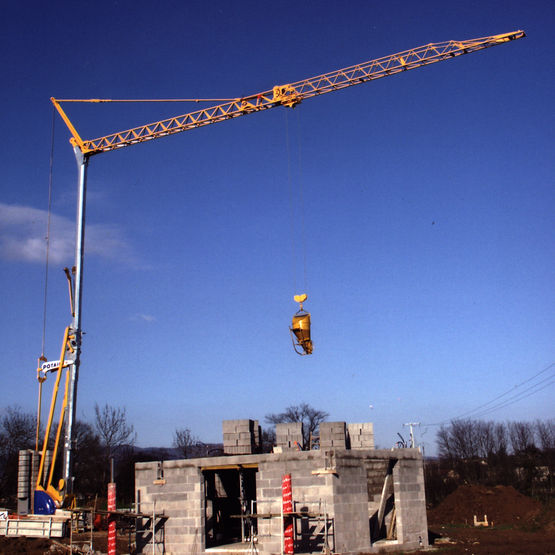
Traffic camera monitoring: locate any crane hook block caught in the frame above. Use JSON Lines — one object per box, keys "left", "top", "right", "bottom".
{"left": 290, "top": 294, "right": 313, "bottom": 356}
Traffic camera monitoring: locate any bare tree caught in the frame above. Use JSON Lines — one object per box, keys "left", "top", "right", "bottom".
{"left": 475, "top": 421, "right": 498, "bottom": 458}
{"left": 0, "top": 406, "right": 36, "bottom": 454}
{"left": 261, "top": 427, "right": 276, "bottom": 453}
{"left": 436, "top": 425, "right": 452, "bottom": 459}
{"left": 437, "top": 419, "right": 504, "bottom": 460}
{"left": 434, "top": 418, "right": 553, "bottom": 502}
{"left": 508, "top": 421, "right": 536, "bottom": 454}
{"left": 493, "top": 422, "right": 509, "bottom": 455}
{"left": 265, "top": 403, "right": 328, "bottom": 449}
{"left": 94, "top": 403, "right": 136, "bottom": 461}
{"left": 438, "top": 419, "right": 479, "bottom": 459}
{"left": 173, "top": 428, "right": 200, "bottom": 459}
{"left": 0, "top": 406, "right": 37, "bottom": 496}
{"left": 71, "top": 420, "right": 103, "bottom": 496}
{"left": 535, "top": 419, "right": 554, "bottom": 451}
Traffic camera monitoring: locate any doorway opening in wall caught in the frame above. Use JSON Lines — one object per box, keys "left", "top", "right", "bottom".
{"left": 203, "top": 464, "right": 258, "bottom": 549}
{"left": 368, "top": 458, "right": 398, "bottom": 544}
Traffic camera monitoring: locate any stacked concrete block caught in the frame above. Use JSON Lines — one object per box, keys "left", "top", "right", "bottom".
{"left": 17, "top": 450, "right": 32, "bottom": 515}
{"left": 393, "top": 451, "right": 429, "bottom": 550}
{"left": 275, "top": 422, "right": 304, "bottom": 450}
{"left": 17, "top": 449, "right": 48, "bottom": 515}
{"left": 222, "top": 419, "right": 261, "bottom": 455}
{"left": 347, "top": 422, "right": 375, "bottom": 449}
{"left": 319, "top": 421, "right": 347, "bottom": 449}
{"left": 253, "top": 421, "right": 261, "bottom": 451}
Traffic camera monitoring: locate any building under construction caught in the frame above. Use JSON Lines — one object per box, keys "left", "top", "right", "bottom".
{"left": 134, "top": 420, "right": 428, "bottom": 554}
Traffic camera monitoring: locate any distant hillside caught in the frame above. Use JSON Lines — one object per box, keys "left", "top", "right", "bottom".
{"left": 132, "top": 443, "right": 224, "bottom": 461}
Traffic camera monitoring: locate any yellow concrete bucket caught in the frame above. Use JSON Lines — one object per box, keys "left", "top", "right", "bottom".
{"left": 290, "top": 294, "right": 313, "bottom": 355}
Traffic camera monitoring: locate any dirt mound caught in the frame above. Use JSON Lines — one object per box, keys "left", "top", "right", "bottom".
{"left": 0, "top": 531, "right": 131, "bottom": 554}
{"left": 428, "top": 484, "right": 543, "bottom": 527}
{"left": 0, "top": 536, "right": 55, "bottom": 554}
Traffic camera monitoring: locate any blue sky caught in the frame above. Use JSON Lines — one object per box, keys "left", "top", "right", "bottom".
{"left": 1, "top": 1, "right": 553, "bottom": 455}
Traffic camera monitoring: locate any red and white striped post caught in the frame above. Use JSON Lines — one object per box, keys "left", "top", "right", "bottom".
{"left": 282, "top": 474, "right": 294, "bottom": 554}
{"left": 107, "top": 481, "right": 116, "bottom": 555}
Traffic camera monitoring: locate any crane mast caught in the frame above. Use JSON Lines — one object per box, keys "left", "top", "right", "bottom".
{"left": 45, "top": 30, "right": 524, "bottom": 508}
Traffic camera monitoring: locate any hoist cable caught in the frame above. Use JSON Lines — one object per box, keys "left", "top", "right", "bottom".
{"left": 41, "top": 107, "right": 56, "bottom": 356}
{"left": 294, "top": 109, "right": 308, "bottom": 293}
{"left": 284, "top": 109, "right": 310, "bottom": 296}
{"left": 284, "top": 110, "right": 298, "bottom": 294}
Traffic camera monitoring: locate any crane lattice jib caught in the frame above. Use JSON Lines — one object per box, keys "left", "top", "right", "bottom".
{"left": 52, "top": 31, "right": 524, "bottom": 156}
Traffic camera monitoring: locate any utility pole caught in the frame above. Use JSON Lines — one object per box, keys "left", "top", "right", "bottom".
{"left": 403, "top": 422, "right": 420, "bottom": 449}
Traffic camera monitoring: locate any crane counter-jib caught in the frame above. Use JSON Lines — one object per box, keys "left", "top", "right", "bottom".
{"left": 51, "top": 30, "right": 524, "bottom": 157}
{"left": 42, "top": 29, "right": 525, "bottom": 513}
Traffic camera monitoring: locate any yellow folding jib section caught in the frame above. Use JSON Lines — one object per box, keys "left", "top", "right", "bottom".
{"left": 51, "top": 31, "right": 524, "bottom": 157}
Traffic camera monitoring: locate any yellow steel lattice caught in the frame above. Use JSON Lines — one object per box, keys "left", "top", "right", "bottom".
{"left": 52, "top": 31, "right": 524, "bottom": 157}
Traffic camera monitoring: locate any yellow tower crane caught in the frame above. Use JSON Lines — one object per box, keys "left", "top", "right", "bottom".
{"left": 38, "top": 30, "right": 524, "bottom": 513}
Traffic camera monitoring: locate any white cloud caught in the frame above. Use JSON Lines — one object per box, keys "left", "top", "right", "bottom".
{"left": 131, "top": 313, "right": 157, "bottom": 323}
{"left": 0, "top": 203, "right": 136, "bottom": 265}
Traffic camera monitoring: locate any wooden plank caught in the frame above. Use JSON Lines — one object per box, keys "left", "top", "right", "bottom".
{"left": 376, "top": 471, "right": 392, "bottom": 530}
{"left": 386, "top": 506, "right": 397, "bottom": 539}
{"left": 71, "top": 507, "right": 159, "bottom": 519}
{"left": 230, "top": 511, "right": 326, "bottom": 519}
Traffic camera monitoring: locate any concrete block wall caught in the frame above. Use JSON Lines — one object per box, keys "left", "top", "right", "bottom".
{"left": 135, "top": 460, "right": 205, "bottom": 553}
{"left": 222, "top": 419, "right": 261, "bottom": 455}
{"left": 330, "top": 452, "right": 372, "bottom": 553}
{"left": 393, "top": 450, "right": 429, "bottom": 550}
{"left": 134, "top": 447, "right": 428, "bottom": 554}
{"left": 275, "top": 422, "right": 304, "bottom": 450}
{"left": 257, "top": 451, "right": 334, "bottom": 554}
{"left": 363, "top": 459, "right": 390, "bottom": 501}
{"left": 346, "top": 422, "right": 375, "bottom": 449}
{"left": 319, "top": 422, "right": 347, "bottom": 449}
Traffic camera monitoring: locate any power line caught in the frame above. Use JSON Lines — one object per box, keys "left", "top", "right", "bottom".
{"left": 469, "top": 376, "right": 555, "bottom": 420}
{"left": 423, "top": 362, "right": 554, "bottom": 427}
{"left": 448, "top": 362, "right": 554, "bottom": 421}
